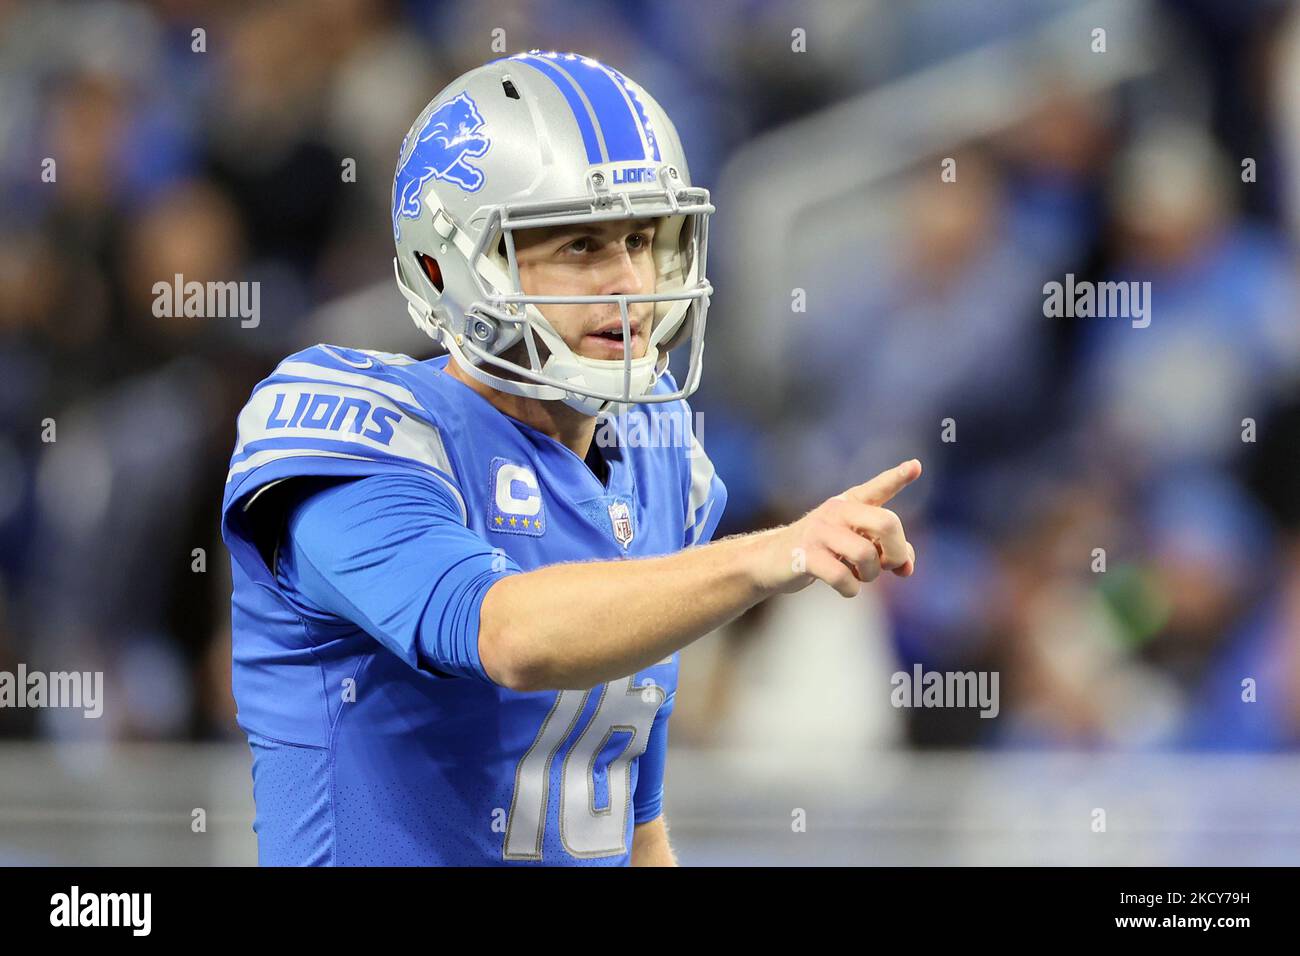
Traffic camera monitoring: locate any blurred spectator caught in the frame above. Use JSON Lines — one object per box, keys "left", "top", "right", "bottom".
{"left": 1073, "top": 121, "right": 1300, "bottom": 486}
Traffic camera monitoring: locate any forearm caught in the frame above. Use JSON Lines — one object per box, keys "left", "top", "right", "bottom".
{"left": 630, "top": 816, "right": 677, "bottom": 866}
{"left": 478, "top": 529, "right": 778, "bottom": 690}
{"left": 478, "top": 459, "right": 923, "bottom": 692}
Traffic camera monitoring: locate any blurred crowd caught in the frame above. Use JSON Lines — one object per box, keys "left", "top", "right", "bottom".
{"left": 2, "top": 0, "right": 1299, "bottom": 754}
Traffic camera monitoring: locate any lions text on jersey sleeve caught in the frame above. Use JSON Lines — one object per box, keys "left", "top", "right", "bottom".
{"left": 220, "top": 344, "right": 726, "bottom": 865}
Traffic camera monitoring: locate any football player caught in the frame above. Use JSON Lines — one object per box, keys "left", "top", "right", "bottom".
{"left": 221, "top": 51, "right": 920, "bottom": 866}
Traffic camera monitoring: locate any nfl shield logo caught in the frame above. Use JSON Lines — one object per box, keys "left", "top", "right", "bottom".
{"left": 608, "top": 501, "right": 634, "bottom": 549}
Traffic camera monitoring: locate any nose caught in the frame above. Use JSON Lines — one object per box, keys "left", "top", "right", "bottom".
{"left": 596, "top": 244, "right": 646, "bottom": 299}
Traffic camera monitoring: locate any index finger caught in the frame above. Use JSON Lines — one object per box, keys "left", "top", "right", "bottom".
{"left": 843, "top": 459, "right": 922, "bottom": 506}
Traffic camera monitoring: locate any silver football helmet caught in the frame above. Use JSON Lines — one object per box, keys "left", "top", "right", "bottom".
{"left": 391, "top": 51, "right": 714, "bottom": 415}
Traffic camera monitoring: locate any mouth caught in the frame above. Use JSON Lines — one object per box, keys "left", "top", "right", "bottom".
{"left": 581, "top": 321, "right": 644, "bottom": 358}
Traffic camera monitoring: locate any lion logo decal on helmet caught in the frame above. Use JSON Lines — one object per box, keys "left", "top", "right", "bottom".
{"left": 392, "top": 92, "right": 490, "bottom": 241}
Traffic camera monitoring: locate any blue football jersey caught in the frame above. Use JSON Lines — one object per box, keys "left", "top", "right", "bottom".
{"left": 220, "top": 344, "right": 727, "bottom": 865}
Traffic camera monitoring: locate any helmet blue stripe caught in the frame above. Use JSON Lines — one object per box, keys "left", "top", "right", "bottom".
{"left": 607, "top": 68, "right": 661, "bottom": 162}
{"left": 553, "top": 56, "right": 650, "bottom": 163}
{"left": 505, "top": 54, "right": 603, "bottom": 164}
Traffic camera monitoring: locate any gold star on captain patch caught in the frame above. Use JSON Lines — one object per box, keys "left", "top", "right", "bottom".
{"left": 494, "top": 516, "right": 503, "bottom": 526}
{"left": 534, "top": 520, "right": 542, "bottom": 531}
{"left": 521, "top": 518, "right": 531, "bottom": 528}
{"left": 509, "top": 516, "right": 518, "bottom": 527}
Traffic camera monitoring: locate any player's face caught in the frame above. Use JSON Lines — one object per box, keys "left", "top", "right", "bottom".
{"left": 510, "top": 217, "right": 658, "bottom": 361}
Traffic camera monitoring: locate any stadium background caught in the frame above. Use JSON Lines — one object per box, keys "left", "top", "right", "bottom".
{"left": 2, "top": 0, "right": 1300, "bottom": 864}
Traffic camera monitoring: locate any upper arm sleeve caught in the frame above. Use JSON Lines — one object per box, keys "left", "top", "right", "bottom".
{"left": 277, "top": 470, "right": 522, "bottom": 683}
{"left": 633, "top": 692, "right": 674, "bottom": 824}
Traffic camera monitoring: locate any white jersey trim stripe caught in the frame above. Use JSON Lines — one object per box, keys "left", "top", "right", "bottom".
{"left": 684, "top": 431, "right": 716, "bottom": 533}
{"left": 276, "top": 360, "right": 424, "bottom": 409}
{"left": 227, "top": 448, "right": 468, "bottom": 524}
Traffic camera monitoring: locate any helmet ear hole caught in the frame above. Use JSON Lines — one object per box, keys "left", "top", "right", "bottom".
{"left": 416, "top": 252, "right": 444, "bottom": 293}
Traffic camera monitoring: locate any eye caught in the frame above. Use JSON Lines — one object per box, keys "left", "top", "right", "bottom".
{"left": 626, "top": 231, "right": 653, "bottom": 252}
{"left": 562, "top": 235, "right": 593, "bottom": 255}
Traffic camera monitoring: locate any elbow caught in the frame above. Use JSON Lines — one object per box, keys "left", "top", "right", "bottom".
{"left": 477, "top": 578, "right": 544, "bottom": 692}
{"left": 478, "top": 620, "right": 550, "bottom": 693}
